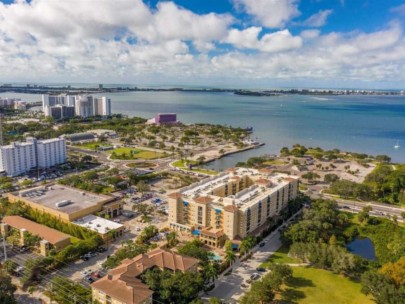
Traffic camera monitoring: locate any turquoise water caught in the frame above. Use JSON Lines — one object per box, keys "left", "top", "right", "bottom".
{"left": 347, "top": 237, "right": 377, "bottom": 261}
{"left": 2, "top": 91, "right": 405, "bottom": 166}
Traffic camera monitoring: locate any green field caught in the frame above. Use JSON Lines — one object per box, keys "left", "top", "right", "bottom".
{"left": 126, "top": 162, "right": 156, "bottom": 168}
{"left": 74, "top": 142, "right": 111, "bottom": 150}
{"left": 280, "top": 267, "right": 373, "bottom": 304}
{"left": 172, "top": 160, "right": 218, "bottom": 175}
{"left": 109, "top": 147, "right": 165, "bottom": 160}
{"left": 261, "top": 245, "right": 300, "bottom": 267}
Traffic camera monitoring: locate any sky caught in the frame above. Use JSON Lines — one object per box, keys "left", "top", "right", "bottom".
{"left": 0, "top": 0, "right": 405, "bottom": 89}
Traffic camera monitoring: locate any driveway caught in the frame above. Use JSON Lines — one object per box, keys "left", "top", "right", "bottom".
{"left": 208, "top": 210, "right": 301, "bottom": 301}
{"left": 208, "top": 230, "right": 282, "bottom": 301}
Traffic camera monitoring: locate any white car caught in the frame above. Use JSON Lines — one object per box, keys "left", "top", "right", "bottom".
{"left": 81, "top": 269, "right": 92, "bottom": 277}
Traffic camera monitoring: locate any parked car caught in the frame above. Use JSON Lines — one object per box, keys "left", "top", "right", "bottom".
{"left": 250, "top": 273, "right": 260, "bottom": 280}
{"left": 259, "top": 242, "right": 266, "bottom": 247}
{"left": 97, "top": 247, "right": 107, "bottom": 253}
{"left": 256, "top": 267, "right": 266, "bottom": 272}
{"left": 81, "top": 269, "right": 92, "bottom": 277}
{"left": 85, "top": 276, "right": 94, "bottom": 283}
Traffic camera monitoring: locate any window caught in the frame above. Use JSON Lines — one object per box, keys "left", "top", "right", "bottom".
{"left": 198, "top": 206, "right": 203, "bottom": 225}
{"left": 266, "top": 196, "right": 270, "bottom": 217}
{"left": 246, "top": 208, "right": 251, "bottom": 232}
{"left": 258, "top": 202, "right": 262, "bottom": 224}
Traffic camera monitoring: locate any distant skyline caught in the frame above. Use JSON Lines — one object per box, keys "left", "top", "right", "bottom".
{"left": 0, "top": 0, "right": 405, "bottom": 89}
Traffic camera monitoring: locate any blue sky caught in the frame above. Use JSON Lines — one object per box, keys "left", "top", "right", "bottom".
{"left": 0, "top": 0, "right": 405, "bottom": 89}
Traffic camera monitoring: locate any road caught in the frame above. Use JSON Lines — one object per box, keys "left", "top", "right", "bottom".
{"left": 318, "top": 194, "right": 404, "bottom": 221}
{"left": 207, "top": 212, "right": 301, "bottom": 302}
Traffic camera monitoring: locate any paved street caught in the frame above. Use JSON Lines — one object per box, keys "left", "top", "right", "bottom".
{"left": 208, "top": 230, "right": 283, "bottom": 301}
{"left": 319, "top": 194, "right": 405, "bottom": 221}
{"left": 207, "top": 211, "right": 301, "bottom": 302}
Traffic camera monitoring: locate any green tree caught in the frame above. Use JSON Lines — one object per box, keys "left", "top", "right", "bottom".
{"left": 324, "top": 173, "right": 340, "bottom": 184}
{"left": 240, "top": 236, "right": 256, "bottom": 256}
{"left": 166, "top": 231, "right": 178, "bottom": 248}
{"left": 361, "top": 271, "right": 405, "bottom": 304}
{"left": 3, "top": 260, "right": 17, "bottom": 274}
{"left": 301, "top": 172, "right": 320, "bottom": 184}
{"left": 136, "top": 180, "right": 150, "bottom": 195}
{"left": 48, "top": 276, "right": 92, "bottom": 304}
{"left": 0, "top": 270, "right": 17, "bottom": 304}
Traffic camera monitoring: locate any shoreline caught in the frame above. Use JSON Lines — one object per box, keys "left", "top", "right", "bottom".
{"left": 203, "top": 142, "right": 265, "bottom": 165}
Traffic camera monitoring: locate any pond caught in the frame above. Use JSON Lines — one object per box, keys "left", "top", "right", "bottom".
{"left": 346, "top": 237, "right": 377, "bottom": 261}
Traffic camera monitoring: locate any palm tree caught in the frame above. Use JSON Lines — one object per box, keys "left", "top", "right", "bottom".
{"left": 240, "top": 236, "right": 256, "bottom": 256}
{"left": 225, "top": 249, "right": 236, "bottom": 267}
{"left": 203, "top": 261, "right": 219, "bottom": 285}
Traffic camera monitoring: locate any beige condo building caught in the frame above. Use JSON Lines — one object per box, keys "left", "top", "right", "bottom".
{"left": 168, "top": 168, "right": 299, "bottom": 247}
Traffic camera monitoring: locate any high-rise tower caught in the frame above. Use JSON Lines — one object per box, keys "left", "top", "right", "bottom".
{"left": 0, "top": 111, "right": 4, "bottom": 145}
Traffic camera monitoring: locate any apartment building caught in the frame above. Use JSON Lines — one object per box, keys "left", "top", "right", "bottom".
{"left": 168, "top": 168, "right": 299, "bottom": 247}
{"left": 91, "top": 248, "right": 199, "bottom": 304}
{"left": 42, "top": 94, "right": 111, "bottom": 119}
{"left": 0, "top": 98, "right": 27, "bottom": 110}
{"left": 0, "top": 137, "right": 66, "bottom": 176}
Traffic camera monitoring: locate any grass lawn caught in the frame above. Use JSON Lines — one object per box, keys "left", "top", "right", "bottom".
{"left": 263, "top": 159, "right": 288, "bottom": 166}
{"left": 280, "top": 267, "right": 373, "bottom": 304}
{"left": 74, "top": 142, "right": 111, "bottom": 150}
{"left": 126, "top": 162, "right": 156, "bottom": 168}
{"left": 172, "top": 159, "right": 218, "bottom": 175}
{"left": 261, "top": 245, "right": 300, "bottom": 267}
{"left": 109, "top": 147, "right": 164, "bottom": 160}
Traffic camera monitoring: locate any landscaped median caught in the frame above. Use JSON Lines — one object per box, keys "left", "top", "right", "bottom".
{"left": 109, "top": 147, "right": 165, "bottom": 160}
{"left": 171, "top": 159, "right": 218, "bottom": 175}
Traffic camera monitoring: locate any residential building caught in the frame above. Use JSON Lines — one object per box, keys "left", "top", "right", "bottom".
{"left": 0, "top": 137, "right": 66, "bottom": 176}
{"left": 36, "top": 137, "right": 67, "bottom": 169}
{"left": 168, "top": 167, "right": 299, "bottom": 247}
{"left": 47, "top": 104, "right": 75, "bottom": 120}
{"left": 91, "top": 248, "right": 199, "bottom": 304}
{"left": 42, "top": 94, "right": 112, "bottom": 118}
{"left": 1, "top": 215, "right": 71, "bottom": 256}
{"left": 0, "top": 98, "right": 27, "bottom": 110}
{"left": 7, "top": 184, "right": 123, "bottom": 222}
{"left": 0, "top": 139, "right": 37, "bottom": 176}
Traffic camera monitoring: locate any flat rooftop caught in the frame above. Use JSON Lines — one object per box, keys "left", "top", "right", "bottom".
{"left": 15, "top": 184, "right": 112, "bottom": 215}
{"left": 180, "top": 168, "right": 298, "bottom": 211}
{"left": 73, "top": 215, "right": 123, "bottom": 235}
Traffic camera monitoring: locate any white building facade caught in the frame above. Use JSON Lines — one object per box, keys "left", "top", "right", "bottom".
{"left": 0, "top": 137, "right": 66, "bottom": 176}
{"left": 42, "top": 94, "right": 111, "bottom": 118}
{"left": 36, "top": 138, "right": 67, "bottom": 169}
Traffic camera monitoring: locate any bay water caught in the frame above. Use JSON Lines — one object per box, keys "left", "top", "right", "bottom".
{"left": 2, "top": 91, "right": 404, "bottom": 168}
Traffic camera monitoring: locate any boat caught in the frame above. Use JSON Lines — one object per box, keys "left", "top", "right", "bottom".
{"left": 394, "top": 140, "right": 400, "bottom": 149}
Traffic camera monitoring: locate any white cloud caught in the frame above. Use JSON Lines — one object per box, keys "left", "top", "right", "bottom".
{"left": 225, "top": 27, "right": 302, "bottom": 52}
{"left": 300, "top": 29, "right": 320, "bottom": 39}
{"left": 0, "top": 0, "right": 405, "bottom": 87}
{"left": 233, "top": 0, "right": 300, "bottom": 28}
{"left": 303, "top": 9, "right": 333, "bottom": 27}
{"left": 226, "top": 27, "right": 263, "bottom": 49}
{"left": 390, "top": 4, "right": 405, "bottom": 15}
